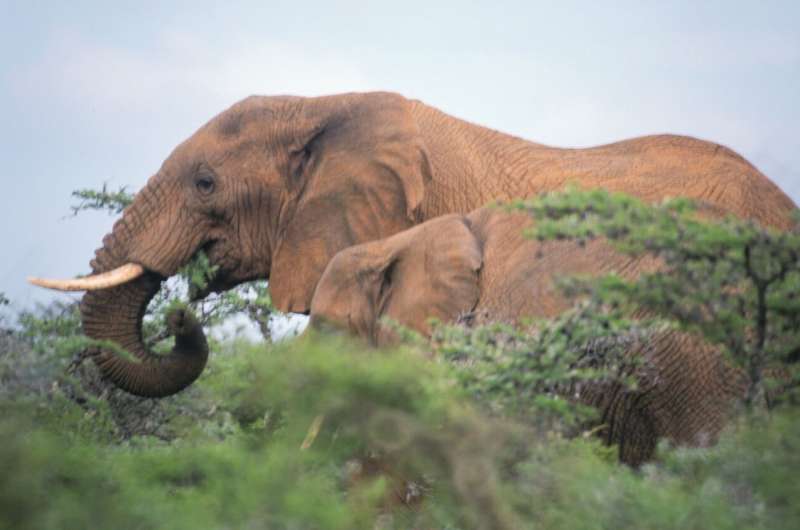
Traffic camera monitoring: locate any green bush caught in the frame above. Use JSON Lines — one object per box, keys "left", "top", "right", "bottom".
{"left": 430, "top": 302, "right": 644, "bottom": 435}
{"left": 2, "top": 335, "right": 800, "bottom": 530}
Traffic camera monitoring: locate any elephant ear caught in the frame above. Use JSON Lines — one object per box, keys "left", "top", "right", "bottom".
{"left": 270, "top": 92, "right": 433, "bottom": 314}
{"left": 374, "top": 214, "right": 483, "bottom": 345}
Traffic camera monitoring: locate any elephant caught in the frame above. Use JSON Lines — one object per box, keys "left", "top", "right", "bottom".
{"left": 30, "top": 91, "right": 797, "bottom": 398}
{"left": 309, "top": 209, "right": 745, "bottom": 465}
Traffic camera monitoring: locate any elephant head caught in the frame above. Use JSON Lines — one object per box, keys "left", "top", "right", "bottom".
{"left": 310, "top": 214, "right": 483, "bottom": 346}
{"left": 32, "top": 92, "right": 432, "bottom": 397}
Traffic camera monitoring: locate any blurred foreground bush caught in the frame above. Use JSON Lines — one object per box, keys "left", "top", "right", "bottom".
{"left": 2, "top": 334, "right": 800, "bottom": 530}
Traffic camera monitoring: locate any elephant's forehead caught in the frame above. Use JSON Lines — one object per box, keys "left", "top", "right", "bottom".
{"left": 207, "top": 96, "right": 309, "bottom": 148}
{"left": 160, "top": 101, "right": 303, "bottom": 171}
{"left": 313, "top": 260, "right": 360, "bottom": 312}
{"left": 158, "top": 134, "right": 271, "bottom": 179}
{"left": 327, "top": 249, "right": 370, "bottom": 278}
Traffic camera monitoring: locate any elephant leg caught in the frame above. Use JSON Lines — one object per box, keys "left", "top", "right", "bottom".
{"left": 583, "top": 382, "right": 659, "bottom": 466}
{"left": 580, "top": 330, "right": 746, "bottom": 465}
{"left": 639, "top": 331, "right": 746, "bottom": 449}
{"left": 610, "top": 392, "right": 659, "bottom": 466}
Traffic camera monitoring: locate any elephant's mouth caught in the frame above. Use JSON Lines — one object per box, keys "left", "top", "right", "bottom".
{"left": 188, "top": 240, "right": 256, "bottom": 300}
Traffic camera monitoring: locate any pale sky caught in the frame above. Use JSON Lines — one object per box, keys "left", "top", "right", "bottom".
{"left": 2, "top": 1, "right": 799, "bottom": 315}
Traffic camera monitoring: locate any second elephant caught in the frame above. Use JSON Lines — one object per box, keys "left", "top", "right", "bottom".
{"left": 310, "top": 209, "right": 743, "bottom": 465}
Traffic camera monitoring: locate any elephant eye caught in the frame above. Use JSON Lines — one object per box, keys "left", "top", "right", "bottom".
{"left": 377, "top": 260, "right": 397, "bottom": 306}
{"left": 195, "top": 175, "right": 215, "bottom": 195}
{"left": 289, "top": 145, "right": 312, "bottom": 185}
{"left": 288, "top": 126, "right": 325, "bottom": 187}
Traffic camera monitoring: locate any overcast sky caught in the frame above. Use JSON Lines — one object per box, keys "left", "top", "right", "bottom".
{"left": 2, "top": 1, "right": 798, "bottom": 315}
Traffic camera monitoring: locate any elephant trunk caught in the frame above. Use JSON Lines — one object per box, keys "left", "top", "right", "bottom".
{"left": 80, "top": 190, "right": 209, "bottom": 398}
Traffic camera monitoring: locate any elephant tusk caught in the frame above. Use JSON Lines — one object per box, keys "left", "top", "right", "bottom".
{"left": 28, "top": 263, "right": 146, "bottom": 291}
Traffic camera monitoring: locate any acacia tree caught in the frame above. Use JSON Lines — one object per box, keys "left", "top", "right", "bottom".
{"left": 508, "top": 188, "right": 800, "bottom": 411}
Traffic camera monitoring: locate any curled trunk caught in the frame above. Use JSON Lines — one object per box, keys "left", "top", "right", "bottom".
{"left": 82, "top": 278, "right": 208, "bottom": 398}
{"left": 80, "top": 201, "right": 209, "bottom": 398}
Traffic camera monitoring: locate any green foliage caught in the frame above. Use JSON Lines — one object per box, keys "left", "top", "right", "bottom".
{"left": 2, "top": 335, "right": 800, "bottom": 530}
{"left": 17, "top": 299, "right": 83, "bottom": 355}
{"left": 657, "top": 411, "right": 800, "bottom": 530}
{"left": 181, "top": 249, "right": 221, "bottom": 299}
{"left": 199, "top": 280, "right": 277, "bottom": 342}
{"left": 0, "top": 405, "right": 372, "bottom": 530}
{"left": 0, "top": 336, "right": 523, "bottom": 529}
{"left": 70, "top": 183, "right": 134, "bottom": 216}
{"left": 139, "top": 253, "right": 279, "bottom": 348}
{"left": 0, "top": 298, "right": 239, "bottom": 444}
{"left": 509, "top": 187, "right": 800, "bottom": 410}
{"left": 430, "top": 302, "right": 643, "bottom": 433}
{"left": 1, "top": 301, "right": 85, "bottom": 403}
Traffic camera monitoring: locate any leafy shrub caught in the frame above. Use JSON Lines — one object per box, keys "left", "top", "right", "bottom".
{"left": 2, "top": 335, "right": 800, "bottom": 530}
{"left": 0, "top": 300, "right": 241, "bottom": 444}
{"left": 431, "top": 302, "right": 645, "bottom": 435}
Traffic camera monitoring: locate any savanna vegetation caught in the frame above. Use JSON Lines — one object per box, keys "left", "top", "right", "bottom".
{"left": 1, "top": 187, "right": 798, "bottom": 529}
